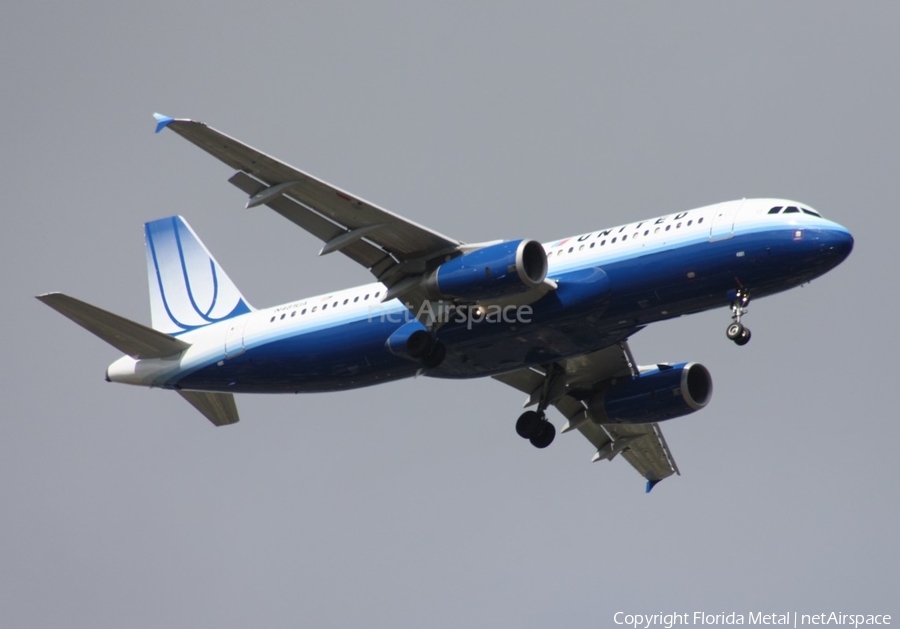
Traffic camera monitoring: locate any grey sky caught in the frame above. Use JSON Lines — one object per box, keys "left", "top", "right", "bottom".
{"left": 2, "top": 2, "right": 897, "bottom": 627}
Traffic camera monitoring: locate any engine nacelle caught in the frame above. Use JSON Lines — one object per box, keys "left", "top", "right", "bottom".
{"left": 386, "top": 320, "right": 431, "bottom": 359}
{"left": 385, "top": 320, "right": 445, "bottom": 368}
{"left": 590, "top": 362, "right": 713, "bottom": 425}
{"left": 424, "top": 239, "right": 548, "bottom": 301}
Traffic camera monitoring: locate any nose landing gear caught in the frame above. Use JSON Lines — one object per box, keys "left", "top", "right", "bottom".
{"left": 726, "top": 288, "right": 752, "bottom": 346}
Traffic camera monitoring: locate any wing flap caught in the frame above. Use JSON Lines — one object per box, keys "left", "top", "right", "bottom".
{"left": 579, "top": 422, "right": 678, "bottom": 482}
{"left": 228, "top": 170, "right": 392, "bottom": 272}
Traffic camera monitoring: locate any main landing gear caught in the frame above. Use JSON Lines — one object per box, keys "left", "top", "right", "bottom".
{"left": 513, "top": 364, "right": 563, "bottom": 449}
{"left": 516, "top": 410, "right": 556, "bottom": 448}
{"left": 726, "top": 287, "right": 752, "bottom": 346}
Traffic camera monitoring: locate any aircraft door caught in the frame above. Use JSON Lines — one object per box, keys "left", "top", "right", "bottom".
{"left": 224, "top": 318, "right": 247, "bottom": 358}
{"left": 708, "top": 200, "right": 744, "bottom": 241}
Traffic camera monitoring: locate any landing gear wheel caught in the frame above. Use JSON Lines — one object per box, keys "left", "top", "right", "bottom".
{"left": 726, "top": 322, "right": 751, "bottom": 345}
{"left": 726, "top": 287, "right": 752, "bottom": 346}
{"left": 726, "top": 322, "right": 744, "bottom": 341}
{"left": 529, "top": 421, "right": 556, "bottom": 449}
{"left": 515, "top": 411, "right": 542, "bottom": 439}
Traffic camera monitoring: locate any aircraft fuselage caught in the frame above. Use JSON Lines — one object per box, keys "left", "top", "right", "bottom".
{"left": 107, "top": 198, "right": 853, "bottom": 394}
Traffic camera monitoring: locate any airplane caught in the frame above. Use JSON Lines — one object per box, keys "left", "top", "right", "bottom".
{"left": 36, "top": 113, "right": 854, "bottom": 492}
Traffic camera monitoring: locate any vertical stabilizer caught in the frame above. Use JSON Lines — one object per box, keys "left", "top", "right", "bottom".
{"left": 145, "top": 216, "right": 252, "bottom": 335}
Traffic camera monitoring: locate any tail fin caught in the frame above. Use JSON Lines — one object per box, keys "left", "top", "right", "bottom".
{"left": 145, "top": 216, "right": 253, "bottom": 335}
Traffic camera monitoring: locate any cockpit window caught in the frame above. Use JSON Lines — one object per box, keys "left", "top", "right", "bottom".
{"left": 769, "top": 204, "right": 822, "bottom": 217}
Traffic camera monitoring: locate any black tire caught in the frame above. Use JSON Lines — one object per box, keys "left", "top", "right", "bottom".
{"left": 529, "top": 421, "right": 556, "bottom": 449}
{"left": 515, "top": 411, "right": 542, "bottom": 439}
{"left": 726, "top": 322, "right": 744, "bottom": 340}
{"left": 735, "top": 327, "right": 751, "bottom": 346}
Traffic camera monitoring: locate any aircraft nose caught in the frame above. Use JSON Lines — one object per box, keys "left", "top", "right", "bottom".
{"left": 815, "top": 225, "right": 854, "bottom": 269}
{"left": 824, "top": 227, "right": 854, "bottom": 259}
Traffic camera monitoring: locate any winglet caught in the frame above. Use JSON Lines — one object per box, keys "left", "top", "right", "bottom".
{"left": 153, "top": 112, "right": 175, "bottom": 134}
{"left": 645, "top": 478, "right": 662, "bottom": 493}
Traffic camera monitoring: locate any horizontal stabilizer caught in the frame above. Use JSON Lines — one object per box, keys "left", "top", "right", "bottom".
{"left": 177, "top": 390, "right": 240, "bottom": 426}
{"left": 36, "top": 292, "right": 189, "bottom": 359}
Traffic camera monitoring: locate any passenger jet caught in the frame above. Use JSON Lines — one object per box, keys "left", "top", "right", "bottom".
{"left": 37, "top": 114, "right": 854, "bottom": 491}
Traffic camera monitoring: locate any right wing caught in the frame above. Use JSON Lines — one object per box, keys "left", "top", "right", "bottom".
{"left": 153, "top": 114, "right": 463, "bottom": 305}
{"left": 493, "top": 340, "right": 680, "bottom": 492}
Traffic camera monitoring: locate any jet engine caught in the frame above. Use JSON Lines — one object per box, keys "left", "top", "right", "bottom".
{"left": 423, "top": 239, "right": 548, "bottom": 300}
{"left": 590, "top": 362, "right": 712, "bottom": 424}
{"left": 385, "top": 320, "right": 445, "bottom": 368}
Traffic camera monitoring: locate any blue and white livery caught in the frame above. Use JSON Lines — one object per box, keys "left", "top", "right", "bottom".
{"left": 145, "top": 216, "right": 253, "bottom": 334}
{"left": 37, "top": 115, "right": 854, "bottom": 491}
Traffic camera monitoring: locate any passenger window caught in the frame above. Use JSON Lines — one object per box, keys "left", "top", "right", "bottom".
{"left": 644, "top": 230, "right": 649, "bottom": 236}
{"left": 312, "top": 306, "right": 317, "bottom": 312}
{"left": 768, "top": 207, "right": 782, "bottom": 214}
{"left": 568, "top": 247, "right": 574, "bottom": 253}
{"left": 611, "top": 237, "right": 617, "bottom": 243}
{"left": 665, "top": 225, "right": 671, "bottom": 231}
{"left": 270, "top": 316, "right": 275, "bottom": 323}
{"left": 590, "top": 242, "right": 595, "bottom": 248}
{"left": 301, "top": 308, "right": 307, "bottom": 315}
{"left": 698, "top": 217, "right": 704, "bottom": 224}
{"left": 280, "top": 313, "right": 286, "bottom": 320}
{"left": 601, "top": 240, "right": 606, "bottom": 246}
{"left": 322, "top": 304, "right": 327, "bottom": 310}
{"left": 676, "top": 222, "right": 682, "bottom": 228}
{"left": 374, "top": 292, "right": 380, "bottom": 298}
{"left": 291, "top": 311, "right": 296, "bottom": 317}
{"left": 579, "top": 244, "right": 585, "bottom": 251}
{"left": 687, "top": 220, "right": 693, "bottom": 226}
{"left": 783, "top": 206, "right": 800, "bottom": 214}
{"left": 364, "top": 294, "right": 369, "bottom": 300}
{"left": 343, "top": 299, "right": 349, "bottom": 305}
{"left": 622, "top": 235, "right": 627, "bottom": 241}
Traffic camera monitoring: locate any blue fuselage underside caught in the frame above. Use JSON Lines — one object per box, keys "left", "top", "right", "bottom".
{"left": 173, "top": 226, "right": 851, "bottom": 394}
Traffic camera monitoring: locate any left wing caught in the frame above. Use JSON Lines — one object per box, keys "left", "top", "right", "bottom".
{"left": 153, "top": 114, "right": 462, "bottom": 306}
{"left": 493, "top": 341, "right": 680, "bottom": 492}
